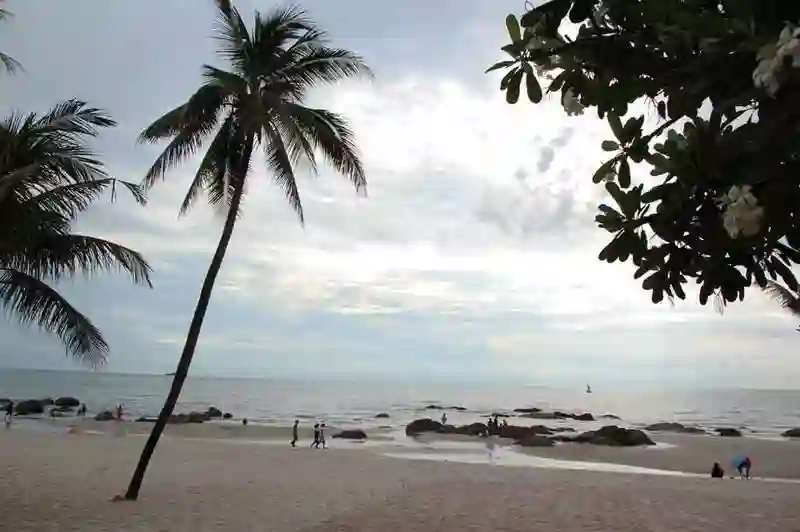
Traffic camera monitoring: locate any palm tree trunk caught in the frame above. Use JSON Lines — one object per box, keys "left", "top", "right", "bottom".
{"left": 123, "top": 183, "right": 245, "bottom": 501}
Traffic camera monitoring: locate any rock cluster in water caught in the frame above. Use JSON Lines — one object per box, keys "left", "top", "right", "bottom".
{"left": 405, "top": 419, "right": 655, "bottom": 447}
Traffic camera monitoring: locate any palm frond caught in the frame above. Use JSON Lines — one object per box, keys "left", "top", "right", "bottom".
{"left": 139, "top": 84, "right": 226, "bottom": 189}
{"left": 763, "top": 281, "right": 800, "bottom": 317}
{"left": 275, "top": 46, "right": 373, "bottom": 91}
{"left": 5, "top": 234, "right": 153, "bottom": 286}
{"left": 264, "top": 123, "right": 304, "bottom": 225}
{"left": 34, "top": 100, "right": 116, "bottom": 136}
{"left": 181, "top": 113, "right": 235, "bottom": 215}
{"left": 0, "top": 268, "right": 108, "bottom": 365}
{"left": 23, "top": 179, "right": 146, "bottom": 222}
{"left": 205, "top": 119, "right": 251, "bottom": 214}
{"left": 287, "top": 105, "right": 367, "bottom": 193}
{"left": 213, "top": 0, "right": 253, "bottom": 72}
{"left": 0, "top": 51, "right": 21, "bottom": 74}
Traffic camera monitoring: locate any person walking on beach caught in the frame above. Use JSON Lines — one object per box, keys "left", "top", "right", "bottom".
{"left": 4, "top": 400, "right": 13, "bottom": 427}
{"left": 291, "top": 419, "right": 299, "bottom": 448}
{"left": 311, "top": 423, "right": 320, "bottom": 448}
{"left": 77, "top": 403, "right": 87, "bottom": 418}
{"left": 115, "top": 403, "right": 124, "bottom": 421}
{"left": 441, "top": 412, "right": 447, "bottom": 425}
{"left": 319, "top": 423, "right": 327, "bottom": 449}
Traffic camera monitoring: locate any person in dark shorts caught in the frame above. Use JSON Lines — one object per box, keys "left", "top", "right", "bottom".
{"left": 291, "top": 419, "right": 299, "bottom": 447}
{"left": 311, "top": 423, "right": 320, "bottom": 448}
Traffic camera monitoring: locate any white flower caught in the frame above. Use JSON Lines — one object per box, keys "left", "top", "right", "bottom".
{"left": 716, "top": 185, "right": 764, "bottom": 238}
{"left": 753, "top": 23, "right": 800, "bottom": 96}
{"left": 561, "top": 88, "right": 585, "bottom": 116}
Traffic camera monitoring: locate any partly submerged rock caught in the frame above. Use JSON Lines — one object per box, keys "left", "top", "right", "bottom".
{"left": 574, "top": 425, "right": 655, "bottom": 447}
{"left": 448, "top": 406, "right": 467, "bottom": 411}
{"left": 54, "top": 397, "right": 80, "bottom": 408}
{"left": 206, "top": 406, "right": 223, "bottom": 419}
{"left": 222, "top": 412, "right": 233, "bottom": 420}
{"left": 14, "top": 400, "right": 44, "bottom": 416}
{"left": 406, "top": 418, "right": 444, "bottom": 435}
{"left": 516, "top": 435, "right": 555, "bottom": 448}
{"left": 521, "top": 411, "right": 561, "bottom": 420}
{"left": 513, "top": 407, "right": 542, "bottom": 414}
{"left": 715, "top": 428, "right": 742, "bottom": 437}
{"left": 781, "top": 428, "right": 800, "bottom": 438}
{"left": 375, "top": 413, "right": 390, "bottom": 419}
{"left": 94, "top": 410, "right": 115, "bottom": 421}
{"left": 424, "top": 405, "right": 444, "bottom": 410}
{"left": 39, "top": 397, "right": 55, "bottom": 406}
{"left": 333, "top": 429, "right": 368, "bottom": 440}
{"left": 645, "top": 422, "right": 705, "bottom": 434}
{"left": 499, "top": 424, "right": 552, "bottom": 440}
{"left": 600, "top": 414, "right": 621, "bottom": 420}
{"left": 449, "top": 422, "right": 487, "bottom": 436}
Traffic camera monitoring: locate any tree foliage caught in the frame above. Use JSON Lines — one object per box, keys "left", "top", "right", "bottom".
{"left": 489, "top": 0, "right": 800, "bottom": 308}
{"left": 0, "top": 100, "right": 152, "bottom": 364}
{"left": 0, "top": 1, "right": 21, "bottom": 74}
{"left": 139, "top": 0, "right": 371, "bottom": 223}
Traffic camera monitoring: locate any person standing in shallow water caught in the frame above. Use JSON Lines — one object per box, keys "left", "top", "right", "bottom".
{"left": 290, "top": 420, "right": 299, "bottom": 448}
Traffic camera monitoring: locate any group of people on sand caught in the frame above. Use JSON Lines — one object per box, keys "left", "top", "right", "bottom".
{"left": 711, "top": 455, "right": 752, "bottom": 480}
{"left": 289, "top": 419, "right": 328, "bottom": 449}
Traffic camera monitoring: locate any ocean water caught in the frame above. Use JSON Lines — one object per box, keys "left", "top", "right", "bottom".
{"left": 0, "top": 369, "right": 798, "bottom": 436}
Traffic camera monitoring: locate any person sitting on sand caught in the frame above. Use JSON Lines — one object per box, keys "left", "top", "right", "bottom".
{"left": 711, "top": 462, "right": 724, "bottom": 479}
{"left": 291, "top": 419, "right": 299, "bottom": 448}
{"left": 311, "top": 423, "right": 320, "bottom": 448}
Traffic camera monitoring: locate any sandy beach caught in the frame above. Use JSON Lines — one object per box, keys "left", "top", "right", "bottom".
{"left": 1, "top": 425, "right": 799, "bottom": 531}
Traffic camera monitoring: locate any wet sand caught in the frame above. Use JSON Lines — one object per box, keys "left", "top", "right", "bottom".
{"left": 1, "top": 428, "right": 799, "bottom": 531}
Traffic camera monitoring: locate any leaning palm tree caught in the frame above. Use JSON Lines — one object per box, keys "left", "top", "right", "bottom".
{"left": 763, "top": 281, "right": 800, "bottom": 330}
{"left": 122, "top": 0, "right": 370, "bottom": 500}
{"left": 0, "top": 2, "right": 22, "bottom": 74}
{"left": 0, "top": 100, "right": 153, "bottom": 363}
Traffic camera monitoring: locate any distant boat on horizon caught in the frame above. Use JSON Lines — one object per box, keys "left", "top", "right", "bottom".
{"left": 586, "top": 383, "right": 592, "bottom": 394}
{"left": 165, "top": 372, "right": 176, "bottom": 376}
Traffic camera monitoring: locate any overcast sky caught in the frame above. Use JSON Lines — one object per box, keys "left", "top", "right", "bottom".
{"left": 0, "top": 0, "right": 797, "bottom": 387}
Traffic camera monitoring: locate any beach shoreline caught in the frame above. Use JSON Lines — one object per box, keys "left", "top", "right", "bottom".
{"left": 8, "top": 416, "right": 800, "bottom": 480}
{"left": 1, "top": 428, "right": 798, "bottom": 531}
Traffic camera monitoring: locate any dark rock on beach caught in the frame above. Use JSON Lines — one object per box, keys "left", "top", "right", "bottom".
{"left": 513, "top": 407, "right": 542, "bottom": 414}
{"left": 94, "top": 410, "right": 114, "bottom": 421}
{"left": 333, "top": 429, "right": 368, "bottom": 440}
{"left": 782, "top": 428, "right": 800, "bottom": 438}
{"left": 14, "top": 400, "right": 44, "bottom": 416}
{"left": 375, "top": 413, "right": 390, "bottom": 419}
{"left": 448, "top": 422, "right": 487, "bottom": 436}
{"left": 715, "top": 428, "right": 742, "bottom": 437}
{"left": 424, "top": 405, "right": 444, "bottom": 410}
{"left": 645, "top": 422, "right": 705, "bottom": 434}
{"left": 206, "top": 406, "right": 223, "bottom": 419}
{"left": 448, "top": 406, "right": 467, "bottom": 411}
{"left": 54, "top": 397, "right": 80, "bottom": 408}
{"left": 406, "top": 418, "right": 444, "bottom": 435}
{"left": 223, "top": 413, "right": 233, "bottom": 420}
{"left": 39, "top": 397, "right": 55, "bottom": 406}
{"left": 516, "top": 435, "right": 555, "bottom": 448}
{"left": 600, "top": 414, "right": 621, "bottom": 420}
{"left": 499, "top": 424, "right": 552, "bottom": 439}
{"left": 573, "top": 426, "right": 655, "bottom": 447}
{"left": 520, "top": 411, "right": 594, "bottom": 422}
